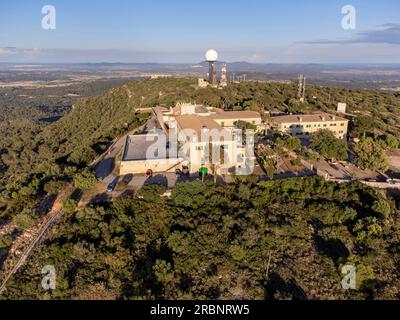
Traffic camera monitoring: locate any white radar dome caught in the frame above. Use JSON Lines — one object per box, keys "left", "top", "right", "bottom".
{"left": 205, "top": 49, "right": 218, "bottom": 62}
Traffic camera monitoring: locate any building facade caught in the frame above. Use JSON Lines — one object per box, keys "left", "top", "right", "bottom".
{"left": 120, "top": 103, "right": 262, "bottom": 176}
{"left": 270, "top": 113, "right": 349, "bottom": 139}
{"left": 120, "top": 134, "right": 184, "bottom": 175}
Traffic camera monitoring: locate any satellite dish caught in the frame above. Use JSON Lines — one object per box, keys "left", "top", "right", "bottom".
{"left": 205, "top": 49, "right": 218, "bottom": 62}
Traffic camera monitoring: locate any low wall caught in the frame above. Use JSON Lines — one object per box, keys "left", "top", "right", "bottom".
{"left": 120, "top": 158, "right": 184, "bottom": 175}
{"left": 328, "top": 178, "right": 400, "bottom": 190}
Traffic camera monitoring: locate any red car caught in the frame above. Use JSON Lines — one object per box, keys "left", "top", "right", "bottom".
{"left": 146, "top": 169, "right": 153, "bottom": 178}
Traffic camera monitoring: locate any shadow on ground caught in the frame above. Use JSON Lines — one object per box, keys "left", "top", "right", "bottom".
{"left": 265, "top": 273, "right": 308, "bottom": 300}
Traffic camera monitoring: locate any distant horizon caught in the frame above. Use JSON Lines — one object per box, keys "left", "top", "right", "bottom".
{"left": 2, "top": 61, "right": 400, "bottom": 66}
{"left": 1, "top": 1, "right": 400, "bottom": 64}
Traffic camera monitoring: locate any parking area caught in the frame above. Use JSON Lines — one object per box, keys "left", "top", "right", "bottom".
{"left": 276, "top": 157, "right": 306, "bottom": 175}
{"left": 272, "top": 155, "right": 314, "bottom": 179}
{"left": 310, "top": 158, "right": 383, "bottom": 181}
{"left": 127, "top": 173, "right": 178, "bottom": 189}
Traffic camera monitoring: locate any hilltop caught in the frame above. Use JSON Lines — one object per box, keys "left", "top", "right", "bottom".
{"left": 0, "top": 77, "right": 400, "bottom": 300}
{"left": 1, "top": 77, "right": 400, "bottom": 216}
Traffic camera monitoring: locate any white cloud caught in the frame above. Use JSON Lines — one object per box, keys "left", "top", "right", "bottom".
{"left": 303, "top": 23, "right": 400, "bottom": 45}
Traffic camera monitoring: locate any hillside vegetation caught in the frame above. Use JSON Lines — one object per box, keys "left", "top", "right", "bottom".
{"left": 1, "top": 78, "right": 400, "bottom": 300}
{"left": 2, "top": 77, "right": 400, "bottom": 216}
{"left": 3, "top": 177, "right": 400, "bottom": 300}
{"left": 1, "top": 77, "right": 400, "bottom": 216}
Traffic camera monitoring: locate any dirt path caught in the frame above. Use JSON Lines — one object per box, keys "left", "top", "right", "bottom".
{"left": 0, "top": 184, "right": 74, "bottom": 295}
{"left": 0, "top": 115, "right": 154, "bottom": 295}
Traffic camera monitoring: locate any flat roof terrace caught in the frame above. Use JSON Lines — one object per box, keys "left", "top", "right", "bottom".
{"left": 122, "top": 134, "right": 175, "bottom": 161}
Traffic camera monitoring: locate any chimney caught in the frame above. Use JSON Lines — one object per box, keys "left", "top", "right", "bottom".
{"left": 201, "top": 126, "right": 209, "bottom": 139}
{"left": 299, "top": 116, "right": 303, "bottom": 122}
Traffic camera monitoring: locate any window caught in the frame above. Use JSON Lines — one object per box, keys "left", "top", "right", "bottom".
{"left": 323, "top": 124, "right": 327, "bottom": 127}
{"left": 195, "top": 146, "right": 204, "bottom": 151}
{"left": 221, "top": 122, "right": 225, "bottom": 127}
{"left": 341, "top": 123, "right": 345, "bottom": 127}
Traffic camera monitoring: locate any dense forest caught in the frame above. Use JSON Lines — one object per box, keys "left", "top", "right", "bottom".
{"left": 3, "top": 177, "right": 400, "bottom": 300}
{"left": 0, "top": 79, "right": 148, "bottom": 219}
{"left": 1, "top": 77, "right": 400, "bottom": 300}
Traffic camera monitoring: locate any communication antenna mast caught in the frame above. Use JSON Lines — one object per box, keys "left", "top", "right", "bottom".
{"left": 298, "top": 74, "right": 306, "bottom": 103}
{"left": 297, "top": 75, "right": 303, "bottom": 100}
{"left": 220, "top": 64, "right": 227, "bottom": 87}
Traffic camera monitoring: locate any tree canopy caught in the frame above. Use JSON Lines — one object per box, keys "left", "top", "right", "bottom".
{"left": 3, "top": 177, "right": 399, "bottom": 300}
{"left": 310, "top": 129, "right": 349, "bottom": 161}
{"left": 353, "top": 137, "right": 389, "bottom": 172}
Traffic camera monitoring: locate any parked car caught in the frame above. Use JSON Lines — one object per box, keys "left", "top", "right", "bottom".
{"left": 146, "top": 169, "right": 153, "bottom": 178}
{"left": 122, "top": 174, "right": 133, "bottom": 184}
{"left": 387, "top": 179, "right": 395, "bottom": 185}
{"left": 107, "top": 182, "right": 115, "bottom": 193}
{"left": 182, "top": 166, "right": 190, "bottom": 176}
{"left": 331, "top": 164, "right": 340, "bottom": 171}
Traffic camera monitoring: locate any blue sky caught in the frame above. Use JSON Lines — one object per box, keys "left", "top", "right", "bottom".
{"left": 0, "top": 0, "right": 399, "bottom": 63}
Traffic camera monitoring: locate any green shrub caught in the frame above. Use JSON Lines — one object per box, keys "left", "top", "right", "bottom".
{"left": 13, "top": 212, "right": 36, "bottom": 230}
{"left": 63, "top": 199, "right": 77, "bottom": 214}
{"left": 0, "top": 234, "right": 13, "bottom": 249}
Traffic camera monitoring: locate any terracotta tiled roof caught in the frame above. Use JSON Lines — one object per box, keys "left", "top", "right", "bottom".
{"left": 271, "top": 113, "right": 348, "bottom": 124}
{"left": 175, "top": 115, "right": 223, "bottom": 135}
{"left": 210, "top": 111, "right": 261, "bottom": 120}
